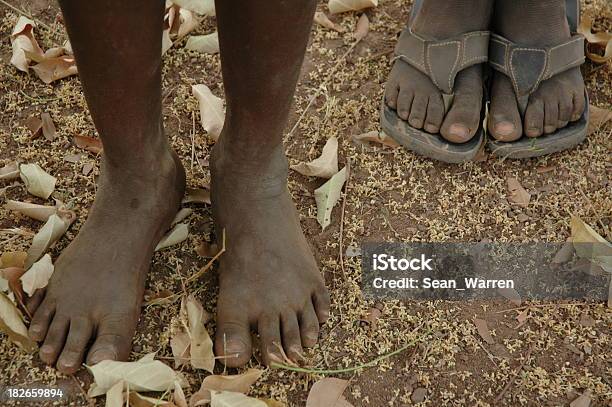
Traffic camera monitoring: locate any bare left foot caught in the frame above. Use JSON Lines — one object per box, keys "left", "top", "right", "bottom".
{"left": 211, "top": 141, "right": 330, "bottom": 367}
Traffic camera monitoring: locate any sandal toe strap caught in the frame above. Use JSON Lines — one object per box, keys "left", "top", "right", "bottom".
{"left": 394, "top": 29, "right": 490, "bottom": 95}
{"left": 489, "top": 33, "right": 585, "bottom": 102}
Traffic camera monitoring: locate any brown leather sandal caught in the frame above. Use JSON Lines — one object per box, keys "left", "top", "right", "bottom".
{"left": 487, "top": 0, "right": 588, "bottom": 159}
{"left": 380, "top": 11, "right": 490, "bottom": 163}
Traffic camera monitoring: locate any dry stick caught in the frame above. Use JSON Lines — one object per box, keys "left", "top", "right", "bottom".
{"left": 494, "top": 344, "right": 534, "bottom": 403}
{"left": 1, "top": 0, "right": 54, "bottom": 32}
{"left": 338, "top": 158, "right": 352, "bottom": 280}
{"left": 496, "top": 302, "right": 590, "bottom": 313}
{"left": 186, "top": 229, "right": 226, "bottom": 284}
{"left": 271, "top": 325, "right": 429, "bottom": 375}
{"left": 190, "top": 112, "right": 196, "bottom": 172}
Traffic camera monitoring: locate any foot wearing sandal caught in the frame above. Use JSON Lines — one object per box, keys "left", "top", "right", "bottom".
{"left": 488, "top": 0, "right": 586, "bottom": 145}
{"left": 384, "top": 0, "right": 493, "bottom": 147}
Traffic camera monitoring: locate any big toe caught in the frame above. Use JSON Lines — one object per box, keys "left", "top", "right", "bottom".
{"left": 215, "top": 314, "right": 252, "bottom": 368}
{"left": 488, "top": 73, "right": 522, "bottom": 141}
{"left": 440, "top": 92, "right": 482, "bottom": 143}
{"left": 86, "top": 315, "right": 135, "bottom": 365}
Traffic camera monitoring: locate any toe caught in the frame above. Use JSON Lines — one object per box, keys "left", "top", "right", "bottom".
{"left": 86, "top": 315, "right": 134, "bottom": 365}
{"left": 440, "top": 92, "right": 481, "bottom": 143}
{"left": 384, "top": 81, "right": 399, "bottom": 110}
{"left": 571, "top": 91, "right": 585, "bottom": 122}
{"left": 396, "top": 87, "right": 414, "bottom": 121}
{"left": 57, "top": 317, "right": 93, "bottom": 374}
{"left": 424, "top": 93, "right": 444, "bottom": 134}
{"left": 280, "top": 313, "right": 303, "bottom": 364}
{"left": 558, "top": 96, "right": 572, "bottom": 128}
{"left": 408, "top": 94, "right": 428, "bottom": 129}
{"left": 258, "top": 315, "right": 283, "bottom": 366}
{"left": 39, "top": 315, "right": 69, "bottom": 365}
{"left": 29, "top": 300, "right": 54, "bottom": 342}
{"left": 524, "top": 98, "right": 544, "bottom": 137}
{"left": 299, "top": 301, "right": 320, "bottom": 348}
{"left": 544, "top": 98, "right": 559, "bottom": 134}
{"left": 488, "top": 74, "right": 522, "bottom": 141}
{"left": 312, "top": 290, "right": 330, "bottom": 324}
{"left": 26, "top": 289, "right": 45, "bottom": 316}
{"left": 214, "top": 309, "right": 252, "bottom": 368}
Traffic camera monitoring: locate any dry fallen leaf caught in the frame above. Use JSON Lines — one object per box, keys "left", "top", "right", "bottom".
{"left": 313, "top": 12, "right": 345, "bottom": 32}
{"left": 587, "top": 105, "right": 612, "bottom": 136}
{"left": 190, "top": 369, "right": 263, "bottom": 406}
{"left": 40, "top": 112, "right": 56, "bottom": 141}
{"left": 183, "top": 187, "right": 211, "bottom": 204}
{"left": 0, "top": 292, "right": 37, "bottom": 352}
{"left": 74, "top": 135, "right": 104, "bottom": 154}
{"left": 171, "top": 330, "right": 191, "bottom": 369}
{"left": 314, "top": 166, "right": 347, "bottom": 230}
{"left": 570, "top": 215, "right": 611, "bottom": 273}
{"left": 186, "top": 32, "right": 219, "bottom": 53}
{"left": 172, "top": 0, "right": 216, "bottom": 16}
{"left": 104, "top": 380, "right": 125, "bottom": 407}
{"left": 172, "top": 208, "right": 194, "bottom": 225}
{"left": 25, "top": 116, "right": 43, "bottom": 138}
{"left": 64, "top": 153, "right": 83, "bottom": 163}
{"left": 354, "top": 13, "right": 369, "bottom": 42}
{"left": 210, "top": 391, "right": 267, "bottom": 407}
{"left": 20, "top": 254, "right": 54, "bottom": 296}
{"left": 474, "top": 318, "right": 495, "bottom": 344}
{"left": 26, "top": 210, "right": 75, "bottom": 269}
{"left": 87, "top": 353, "right": 186, "bottom": 397}
{"left": 506, "top": 177, "right": 530, "bottom": 208}
{"left": 351, "top": 131, "right": 400, "bottom": 149}
{"left": 20, "top": 163, "right": 57, "bottom": 199}
{"left": 577, "top": 15, "right": 611, "bottom": 63}
{"left": 306, "top": 378, "right": 352, "bottom": 407}
{"left": 174, "top": 381, "right": 188, "bottom": 407}
{"left": 570, "top": 390, "right": 592, "bottom": 407}
{"left": 155, "top": 223, "right": 189, "bottom": 251}
{"left": 192, "top": 84, "right": 225, "bottom": 141}
{"left": 291, "top": 137, "right": 338, "bottom": 178}
{"left": 328, "top": 0, "right": 378, "bottom": 14}
{"left": 0, "top": 251, "right": 28, "bottom": 301}
{"left": 5, "top": 199, "right": 60, "bottom": 222}
{"left": 184, "top": 295, "right": 215, "bottom": 372}
{"left": 0, "top": 162, "right": 20, "bottom": 181}
{"left": 129, "top": 391, "right": 177, "bottom": 407}
{"left": 10, "top": 17, "right": 43, "bottom": 72}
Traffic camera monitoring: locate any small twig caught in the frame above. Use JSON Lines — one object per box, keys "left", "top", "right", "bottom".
{"left": 186, "top": 229, "right": 226, "bottom": 283}
{"left": 494, "top": 344, "right": 534, "bottom": 403}
{"left": 495, "top": 302, "right": 590, "bottom": 313}
{"left": 0, "top": 0, "right": 54, "bottom": 32}
{"left": 271, "top": 325, "right": 427, "bottom": 375}
{"left": 190, "top": 112, "right": 196, "bottom": 172}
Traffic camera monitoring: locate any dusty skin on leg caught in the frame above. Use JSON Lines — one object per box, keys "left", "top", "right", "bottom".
{"left": 384, "top": 0, "right": 493, "bottom": 143}
{"left": 488, "top": 0, "right": 586, "bottom": 141}
{"left": 27, "top": 0, "right": 185, "bottom": 374}
{"left": 211, "top": 0, "right": 330, "bottom": 367}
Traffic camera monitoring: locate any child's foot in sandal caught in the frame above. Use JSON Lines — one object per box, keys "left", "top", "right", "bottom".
{"left": 384, "top": 0, "right": 493, "bottom": 143}
{"left": 488, "top": 0, "right": 586, "bottom": 142}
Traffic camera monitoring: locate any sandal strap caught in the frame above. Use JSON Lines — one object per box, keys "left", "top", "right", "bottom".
{"left": 394, "top": 29, "right": 490, "bottom": 94}
{"left": 489, "top": 33, "right": 585, "bottom": 101}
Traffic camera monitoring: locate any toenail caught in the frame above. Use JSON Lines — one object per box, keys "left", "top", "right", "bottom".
{"left": 527, "top": 128, "right": 540, "bottom": 135}
{"left": 89, "top": 349, "right": 116, "bottom": 363}
{"left": 558, "top": 121, "right": 568, "bottom": 127}
{"left": 225, "top": 340, "right": 247, "bottom": 354}
{"left": 449, "top": 124, "right": 469, "bottom": 139}
{"left": 31, "top": 325, "right": 42, "bottom": 333}
{"left": 424, "top": 124, "right": 438, "bottom": 133}
{"left": 544, "top": 125, "right": 556, "bottom": 133}
{"left": 40, "top": 345, "right": 53, "bottom": 355}
{"left": 494, "top": 121, "right": 515, "bottom": 137}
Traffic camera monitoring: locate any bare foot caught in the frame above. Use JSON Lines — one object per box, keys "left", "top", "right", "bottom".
{"left": 384, "top": 0, "right": 492, "bottom": 142}
{"left": 488, "top": 0, "right": 586, "bottom": 141}
{"left": 27, "top": 149, "right": 185, "bottom": 374}
{"left": 210, "top": 141, "right": 330, "bottom": 367}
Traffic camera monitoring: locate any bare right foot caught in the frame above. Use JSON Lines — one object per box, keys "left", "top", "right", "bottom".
{"left": 211, "top": 140, "right": 330, "bottom": 367}
{"left": 27, "top": 146, "right": 185, "bottom": 374}
{"left": 384, "top": 0, "right": 493, "bottom": 142}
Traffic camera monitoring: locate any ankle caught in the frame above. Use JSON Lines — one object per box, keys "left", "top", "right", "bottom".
{"left": 494, "top": 0, "right": 570, "bottom": 46}
{"left": 412, "top": 0, "right": 492, "bottom": 37}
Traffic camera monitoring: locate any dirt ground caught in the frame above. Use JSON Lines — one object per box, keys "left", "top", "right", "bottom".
{"left": 1, "top": 0, "right": 611, "bottom": 406}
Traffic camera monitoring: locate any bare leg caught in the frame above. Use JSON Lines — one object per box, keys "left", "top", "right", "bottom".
{"left": 212, "top": 0, "right": 330, "bottom": 366}
{"left": 27, "top": 0, "right": 185, "bottom": 374}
